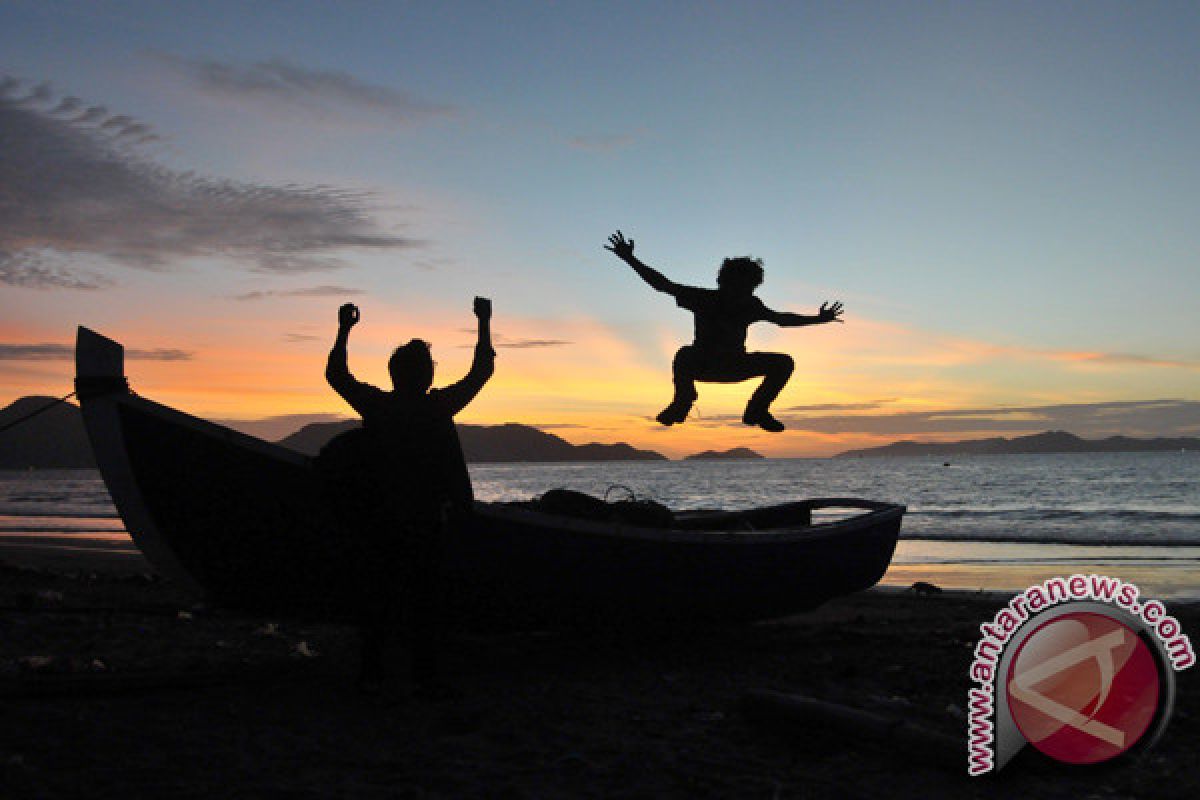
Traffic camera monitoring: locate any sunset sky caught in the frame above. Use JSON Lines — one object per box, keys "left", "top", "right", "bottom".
{"left": 2, "top": 1, "right": 1198, "bottom": 457}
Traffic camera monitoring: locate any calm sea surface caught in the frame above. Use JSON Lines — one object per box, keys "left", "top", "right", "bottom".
{"left": 3, "top": 452, "right": 1198, "bottom": 598}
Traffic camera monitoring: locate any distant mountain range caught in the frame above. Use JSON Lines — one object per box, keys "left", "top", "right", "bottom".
{"left": 277, "top": 420, "right": 667, "bottom": 462}
{"left": 0, "top": 396, "right": 665, "bottom": 467}
{"left": 835, "top": 430, "right": 1200, "bottom": 458}
{"left": 683, "top": 447, "right": 764, "bottom": 460}
{"left": 9, "top": 396, "right": 1194, "bottom": 467}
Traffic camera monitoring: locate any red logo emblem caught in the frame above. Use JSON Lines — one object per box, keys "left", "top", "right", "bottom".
{"left": 1007, "top": 611, "right": 1160, "bottom": 764}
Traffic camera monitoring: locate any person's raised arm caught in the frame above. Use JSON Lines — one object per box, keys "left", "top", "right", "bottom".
{"left": 437, "top": 297, "right": 496, "bottom": 416}
{"left": 763, "top": 301, "right": 844, "bottom": 328}
{"left": 604, "top": 230, "right": 683, "bottom": 296}
{"left": 326, "top": 303, "right": 362, "bottom": 396}
{"left": 470, "top": 296, "right": 495, "bottom": 378}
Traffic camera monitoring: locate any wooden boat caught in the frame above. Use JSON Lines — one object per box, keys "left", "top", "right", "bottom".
{"left": 75, "top": 326, "right": 905, "bottom": 627}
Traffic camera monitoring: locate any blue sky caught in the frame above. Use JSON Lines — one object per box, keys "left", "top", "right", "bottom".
{"left": 2, "top": 1, "right": 1198, "bottom": 454}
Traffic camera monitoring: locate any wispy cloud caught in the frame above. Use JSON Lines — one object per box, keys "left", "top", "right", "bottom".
{"left": 0, "top": 257, "right": 115, "bottom": 290}
{"left": 410, "top": 256, "right": 457, "bottom": 272}
{"left": 455, "top": 331, "right": 572, "bottom": 349}
{"left": 1038, "top": 350, "right": 1200, "bottom": 369}
{"left": 568, "top": 133, "right": 636, "bottom": 152}
{"left": 282, "top": 333, "right": 323, "bottom": 343}
{"left": 691, "top": 399, "right": 1200, "bottom": 438}
{"left": 153, "top": 53, "right": 453, "bottom": 123}
{"left": 782, "top": 401, "right": 894, "bottom": 412}
{"left": 496, "top": 338, "right": 574, "bottom": 349}
{"left": 0, "top": 77, "right": 418, "bottom": 287}
{"left": 0, "top": 343, "right": 192, "bottom": 361}
{"left": 807, "top": 318, "right": 1200, "bottom": 373}
{"left": 233, "top": 285, "right": 365, "bottom": 301}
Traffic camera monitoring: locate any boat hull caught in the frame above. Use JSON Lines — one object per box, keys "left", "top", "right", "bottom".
{"left": 76, "top": 327, "right": 904, "bottom": 627}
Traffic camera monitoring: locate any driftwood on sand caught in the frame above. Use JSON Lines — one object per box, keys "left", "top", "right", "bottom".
{"left": 741, "top": 689, "right": 961, "bottom": 771}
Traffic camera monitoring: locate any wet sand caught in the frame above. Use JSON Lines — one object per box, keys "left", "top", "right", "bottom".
{"left": 2, "top": 558, "right": 1198, "bottom": 799}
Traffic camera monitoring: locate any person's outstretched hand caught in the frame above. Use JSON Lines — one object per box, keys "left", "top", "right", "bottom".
{"left": 338, "top": 303, "right": 360, "bottom": 329}
{"left": 474, "top": 296, "right": 492, "bottom": 321}
{"left": 604, "top": 230, "right": 635, "bottom": 261}
{"left": 818, "top": 301, "right": 844, "bottom": 323}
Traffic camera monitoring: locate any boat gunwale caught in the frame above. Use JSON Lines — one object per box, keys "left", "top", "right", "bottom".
{"left": 474, "top": 501, "right": 905, "bottom": 545}
{"left": 116, "top": 394, "right": 313, "bottom": 468}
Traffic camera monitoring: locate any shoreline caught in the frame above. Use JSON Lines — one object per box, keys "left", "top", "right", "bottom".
{"left": 6, "top": 535, "right": 1200, "bottom": 601}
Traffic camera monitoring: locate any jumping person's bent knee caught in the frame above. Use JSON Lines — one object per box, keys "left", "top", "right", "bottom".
{"left": 673, "top": 345, "right": 698, "bottom": 369}
{"left": 748, "top": 351, "right": 794, "bottom": 377}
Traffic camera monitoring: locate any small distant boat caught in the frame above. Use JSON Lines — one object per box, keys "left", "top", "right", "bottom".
{"left": 74, "top": 327, "right": 905, "bottom": 628}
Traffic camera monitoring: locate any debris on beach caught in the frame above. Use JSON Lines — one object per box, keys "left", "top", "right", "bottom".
{"left": 17, "top": 656, "right": 56, "bottom": 674}
{"left": 35, "top": 589, "right": 65, "bottom": 606}
{"left": 291, "top": 641, "right": 318, "bottom": 658}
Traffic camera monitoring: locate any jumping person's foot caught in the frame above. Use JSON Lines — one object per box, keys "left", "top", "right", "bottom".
{"left": 742, "top": 409, "right": 785, "bottom": 433}
{"left": 656, "top": 401, "right": 692, "bottom": 426}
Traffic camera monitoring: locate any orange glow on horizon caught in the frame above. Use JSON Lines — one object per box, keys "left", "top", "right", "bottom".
{"left": 3, "top": 310, "right": 1195, "bottom": 459}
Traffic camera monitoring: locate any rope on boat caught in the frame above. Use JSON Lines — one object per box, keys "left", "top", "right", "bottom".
{"left": 0, "top": 376, "right": 133, "bottom": 436}
{"left": 76, "top": 375, "right": 133, "bottom": 400}
{"left": 603, "top": 484, "right": 638, "bottom": 503}
{"left": 0, "top": 391, "right": 77, "bottom": 435}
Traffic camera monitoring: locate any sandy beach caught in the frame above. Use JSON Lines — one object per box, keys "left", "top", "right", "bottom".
{"left": 3, "top": 554, "right": 1197, "bottom": 800}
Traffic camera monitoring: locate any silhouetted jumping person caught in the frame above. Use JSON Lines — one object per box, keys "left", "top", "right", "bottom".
{"left": 605, "top": 230, "right": 843, "bottom": 432}
{"left": 322, "top": 298, "right": 495, "bottom": 695}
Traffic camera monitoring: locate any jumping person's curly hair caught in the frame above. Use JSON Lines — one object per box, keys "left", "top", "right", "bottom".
{"left": 717, "top": 257, "right": 765, "bottom": 291}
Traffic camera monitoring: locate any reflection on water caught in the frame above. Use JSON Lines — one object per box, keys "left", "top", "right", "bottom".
{"left": 882, "top": 540, "right": 1200, "bottom": 599}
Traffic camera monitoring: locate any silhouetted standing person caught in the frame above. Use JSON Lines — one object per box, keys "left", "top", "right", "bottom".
{"left": 323, "top": 298, "right": 495, "bottom": 694}
{"left": 605, "top": 231, "right": 842, "bottom": 432}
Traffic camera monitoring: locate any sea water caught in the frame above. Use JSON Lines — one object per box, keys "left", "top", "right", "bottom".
{"left": 2, "top": 452, "right": 1198, "bottom": 597}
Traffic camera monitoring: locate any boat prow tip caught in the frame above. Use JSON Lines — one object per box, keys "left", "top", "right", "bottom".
{"left": 76, "top": 326, "right": 125, "bottom": 378}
